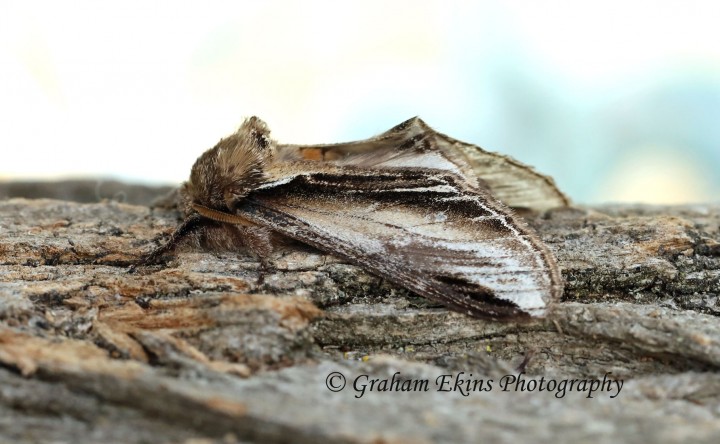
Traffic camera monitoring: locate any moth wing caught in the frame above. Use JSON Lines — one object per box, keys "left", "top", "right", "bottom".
{"left": 241, "top": 167, "right": 562, "bottom": 320}
{"left": 431, "top": 131, "right": 570, "bottom": 212}
{"left": 278, "top": 117, "right": 570, "bottom": 212}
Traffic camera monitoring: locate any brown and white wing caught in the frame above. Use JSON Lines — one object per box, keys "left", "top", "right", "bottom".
{"left": 239, "top": 166, "right": 562, "bottom": 320}
{"left": 430, "top": 129, "right": 571, "bottom": 211}
{"left": 278, "top": 117, "right": 570, "bottom": 212}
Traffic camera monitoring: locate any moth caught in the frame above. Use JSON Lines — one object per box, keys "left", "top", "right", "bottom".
{"left": 136, "top": 116, "right": 566, "bottom": 320}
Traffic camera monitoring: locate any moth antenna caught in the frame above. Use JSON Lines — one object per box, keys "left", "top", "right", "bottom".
{"left": 192, "top": 204, "right": 254, "bottom": 226}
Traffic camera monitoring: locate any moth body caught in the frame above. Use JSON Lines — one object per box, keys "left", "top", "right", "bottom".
{"left": 139, "top": 117, "right": 565, "bottom": 320}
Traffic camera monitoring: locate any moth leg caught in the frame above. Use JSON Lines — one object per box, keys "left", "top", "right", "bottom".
{"left": 233, "top": 225, "right": 276, "bottom": 283}
{"left": 129, "top": 214, "right": 203, "bottom": 272}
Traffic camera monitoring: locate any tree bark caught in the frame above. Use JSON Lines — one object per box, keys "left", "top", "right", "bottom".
{"left": 1, "top": 189, "right": 719, "bottom": 443}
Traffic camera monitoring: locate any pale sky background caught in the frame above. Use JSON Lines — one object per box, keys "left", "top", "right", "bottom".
{"left": 1, "top": 0, "right": 719, "bottom": 204}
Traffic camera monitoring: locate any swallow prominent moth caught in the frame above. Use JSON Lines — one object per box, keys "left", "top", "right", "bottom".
{"left": 137, "top": 117, "right": 565, "bottom": 320}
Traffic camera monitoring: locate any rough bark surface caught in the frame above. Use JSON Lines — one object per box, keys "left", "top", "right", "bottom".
{"left": 1, "top": 186, "right": 720, "bottom": 443}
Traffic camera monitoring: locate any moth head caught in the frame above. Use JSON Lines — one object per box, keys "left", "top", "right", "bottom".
{"left": 182, "top": 116, "right": 276, "bottom": 214}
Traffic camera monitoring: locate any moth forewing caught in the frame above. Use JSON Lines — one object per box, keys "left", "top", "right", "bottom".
{"left": 138, "top": 116, "right": 564, "bottom": 320}
{"left": 281, "top": 116, "right": 570, "bottom": 212}
{"left": 240, "top": 166, "right": 561, "bottom": 320}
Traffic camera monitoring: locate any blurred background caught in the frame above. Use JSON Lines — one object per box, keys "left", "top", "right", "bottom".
{"left": 1, "top": 0, "right": 719, "bottom": 204}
